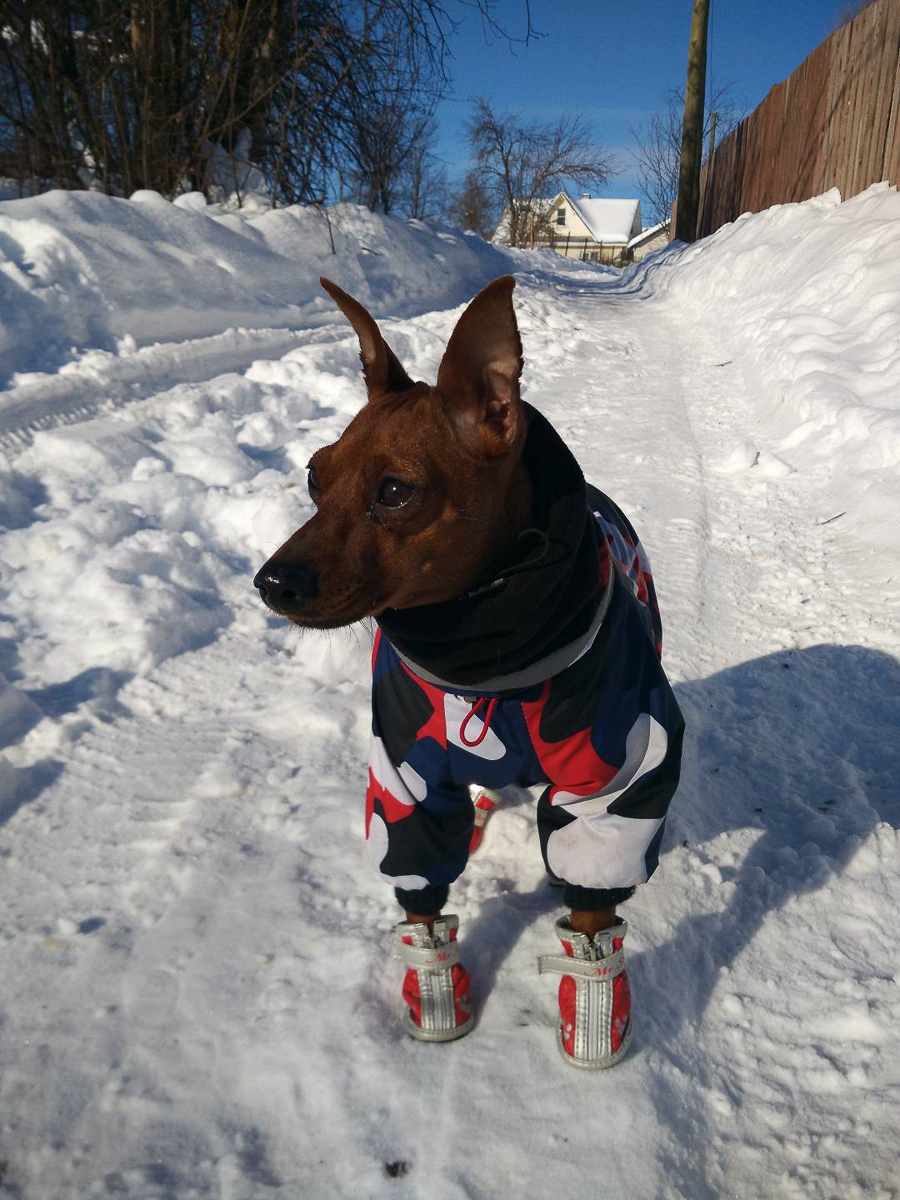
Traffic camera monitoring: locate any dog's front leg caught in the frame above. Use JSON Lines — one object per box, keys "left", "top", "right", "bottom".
{"left": 568, "top": 907, "right": 618, "bottom": 937}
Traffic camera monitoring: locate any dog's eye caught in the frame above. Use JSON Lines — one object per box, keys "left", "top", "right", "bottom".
{"left": 307, "top": 466, "right": 320, "bottom": 496}
{"left": 377, "top": 478, "right": 415, "bottom": 509}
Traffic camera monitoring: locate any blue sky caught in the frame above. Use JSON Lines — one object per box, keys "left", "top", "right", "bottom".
{"left": 434, "top": 0, "right": 850, "bottom": 200}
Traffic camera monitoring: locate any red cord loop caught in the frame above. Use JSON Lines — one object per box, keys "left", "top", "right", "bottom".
{"left": 459, "top": 696, "right": 498, "bottom": 748}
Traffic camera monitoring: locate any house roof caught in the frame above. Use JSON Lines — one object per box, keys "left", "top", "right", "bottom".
{"left": 491, "top": 192, "right": 643, "bottom": 246}
{"left": 561, "top": 195, "right": 642, "bottom": 244}
{"left": 626, "top": 220, "right": 670, "bottom": 250}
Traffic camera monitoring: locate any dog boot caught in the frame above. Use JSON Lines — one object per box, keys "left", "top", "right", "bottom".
{"left": 537, "top": 916, "right": 633, "bottom": 1069}
{"left": 395, "top": 915, "right": 474, "bottom": 1042}
{"left": 468, "top": 784, "right": 500, "bottom": 854}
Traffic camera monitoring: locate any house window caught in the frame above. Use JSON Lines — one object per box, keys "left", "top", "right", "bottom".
{"left": 556, "top": 208, "right": 565, "bottom": 226}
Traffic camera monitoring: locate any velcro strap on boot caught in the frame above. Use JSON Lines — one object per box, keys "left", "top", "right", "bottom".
{"left": 396, "top": 941, "right": 462, "bottom": 970}
{"left": 537, "top": 948, "right": 625, "bottom": 980}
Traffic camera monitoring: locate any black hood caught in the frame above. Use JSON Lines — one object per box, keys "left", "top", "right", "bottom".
{"left": 376, "top": 405, "right": 607, "bottom": 689}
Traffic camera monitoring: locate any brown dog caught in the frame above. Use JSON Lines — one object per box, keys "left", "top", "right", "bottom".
{"left": 255, "top": 275, "right": 683, "bottom": 1063}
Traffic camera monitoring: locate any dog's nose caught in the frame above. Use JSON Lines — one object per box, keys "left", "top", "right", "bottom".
{"left": 253, "top": 563, "right": 318, "bottom": 614}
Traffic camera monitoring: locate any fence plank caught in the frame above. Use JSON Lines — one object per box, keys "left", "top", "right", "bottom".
{"left": 849, "top": 15, "right": 869, "bottom": 197}
{"left": 863, "top": 3, "right": 891, "bottom": 186}
{"left": 853, "top": 5, "right": 881, "bottom": 195}
{"left": 698, "top": 0, "right": 900, "bottom": 235}
{"left": 832, "top": 20, "right": 855, "bottom": 196}
{"left": 823, "top": 24, "right": 849, "bottom": 194}
{"left": 883, "top": 4, "right": 900, "bottom": 184}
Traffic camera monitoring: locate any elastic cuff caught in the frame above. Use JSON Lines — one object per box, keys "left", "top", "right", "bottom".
{"left": 563, "top": 884, "right": 636, "bottom": 911}
{"left": 394, "top": 884, "right": 449, "bottom": 916}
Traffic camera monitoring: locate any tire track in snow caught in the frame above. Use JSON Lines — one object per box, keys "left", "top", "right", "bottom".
{"left": 0, "top": 322, "right": 342, "bottom": 450}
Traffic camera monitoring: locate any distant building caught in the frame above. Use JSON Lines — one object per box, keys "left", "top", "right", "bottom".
{"left": 493, "top": 192, "right": 645, "bottom": 265}
{"left": 627, "top": 220, "right": 671, "bottom": 262}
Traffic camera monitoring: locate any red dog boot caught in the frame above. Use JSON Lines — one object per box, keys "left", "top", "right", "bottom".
{"left": 395, "top": 915, "right": 474, "bottom": 1042}
{"left": 468, "top": 785, "right": 500, "bottom": 854}
{"left": 538, "top": 916, "right": 633, "bottom": 1069}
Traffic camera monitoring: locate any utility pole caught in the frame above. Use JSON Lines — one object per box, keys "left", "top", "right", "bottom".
{"left": 675, "top": 0, "right": 711, "bottom": 242}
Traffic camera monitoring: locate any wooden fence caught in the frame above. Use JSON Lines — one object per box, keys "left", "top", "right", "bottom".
{"left": 696, "top": 0, "right": 900, "bottom": 238}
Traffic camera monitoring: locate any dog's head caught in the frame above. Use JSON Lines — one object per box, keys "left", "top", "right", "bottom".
{"left": 254, "top": 275, "right": 531, "bottom": 629}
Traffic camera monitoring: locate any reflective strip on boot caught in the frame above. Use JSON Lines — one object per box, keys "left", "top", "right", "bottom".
{"left": 537, "top": 947, "right": 625, "bottom": 980}
{"left": 397, "top": 940, "right": 462, "bottom": 970}
{"left": 411, "top": 960, "right": 458, "bottom": 1036}
{"left": 576, "top": 969, "right": 611, "bottom": 1063}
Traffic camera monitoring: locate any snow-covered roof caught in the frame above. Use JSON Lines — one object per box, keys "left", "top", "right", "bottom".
{"left": 563, "top": 195, "right": 642, "bottom": 244}
{"left": 627, "top": 220, "right": 670, "bottom": 250}
{"left": 491, "top": 193, "right": 642, "bottom": 245}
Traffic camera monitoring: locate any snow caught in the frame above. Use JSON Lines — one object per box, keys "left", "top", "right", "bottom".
{"left": 1, "top": 183, "right": 899, "bottom": 1199}
{"left": 566, "top": 195, "right": 641, "bottom": 243}
{"left": 0, "top": 191, "right": 513, "bottom": 384}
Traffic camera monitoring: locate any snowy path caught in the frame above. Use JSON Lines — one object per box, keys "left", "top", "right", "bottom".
{"left": 1, "top": 237, "right": 898, "bottom": 1200}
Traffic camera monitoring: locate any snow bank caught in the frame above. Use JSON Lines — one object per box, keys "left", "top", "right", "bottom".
{"left": 0, "top": 189, "right": 512, "bottom": 381}
{"left": 1, "top": 179, "right": 899, "bottom": 1200}
{"left": 0, "top": 196, "right": 593, "bottom": 693}
{"left": 630, "top": 182, "right": 900, "bottom": 562}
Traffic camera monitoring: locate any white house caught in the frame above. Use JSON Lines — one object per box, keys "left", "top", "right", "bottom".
{"left": 493, "top": 192, "right": 644, "bottom": 265}
{"left": 626, "top": 220, "right": 671, "bottom": 261}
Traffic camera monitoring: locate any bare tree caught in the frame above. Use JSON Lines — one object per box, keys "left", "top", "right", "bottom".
{"left": 445, "top": 168, "right": 497, "bottom": 236}
{"left": 630, "top": 82, "right": 741, "bottom": 226}
{"left": 399, "top": 121, "right": 448, "bottom": 220}
{"left": 466, "top": 98, "right": 612, "bottom": 247}
{"left": 336, "top": 10, "right": 443, "bottom": 216}
{"left": 0, "top": 1, "right": 540, "bottom": 207}
{"left": 0, "top": 0, "right": 362, "bottom": 200}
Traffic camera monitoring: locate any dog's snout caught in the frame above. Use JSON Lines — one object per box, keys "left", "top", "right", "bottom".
{"left": 254, "top": 563, "right": 318, "bottom": 614}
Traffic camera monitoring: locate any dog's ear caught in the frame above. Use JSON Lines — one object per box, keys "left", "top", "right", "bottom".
{"left": 320, "top": 277, "right": 415, "bottom": 398}
{"left": 437, "top": 276, "right": 524, "bottom": 461}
